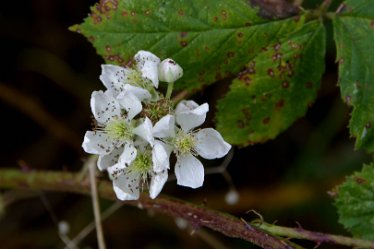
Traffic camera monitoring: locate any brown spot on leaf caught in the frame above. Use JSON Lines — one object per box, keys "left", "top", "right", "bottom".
{"left": 105, "top": 45, "right": 112, "bottom": 52}
{"left": 131, "top": 10, "right": 136, "bottom": 16}
{"left": 245, "top": 22, "right": 251, "bottom": 27}
{"left": 178, "top": 9, "right": 184, "bottom": 16}
{"left": 237, "top": 32, "right": 244, "bottom": 38}
{"left": 213, "top": 16, "right": 218, "bottom": 22}
{"left": 221, "top": 10, "right": 227, "bottom": 20}
{"left": 305, "top": 82, "right": 313, "bottom": 88}
{"left": 275, "top": 99, "right": 285, "bottom": 110}
{"left": 180, "top": 32, "right": 188, "bottom": 38}
{"left": 122, "top": 10, "right": 128, "bottom": 16}
{"left": 282, "top": 81, "right": 289, "bottom": 88}
{"left": 354, "top": 176, "right": 367, "bottom": 185}
{"left": 338, "top": 58, "right": 344, "bottom": 65}
{"left": 241, "top": 108, "right": 251, "bottom": 121}
{"left": 371, "top": 20, "right": 374, "bottom": 29}
{"left": 237, "top": 120, "right": 245, "bottom": 128}
{"left": 262, "top": 117, "right": 270, "bottom": 124}
{"left": 272, "top": 53, "right": 282, "bottom": 61}
{"left": 180, "top": 41, "right": 188, "bottom": 47}
{"left": 227, "top": 51, "right": 235, "bottom": 58}
{"left": 267, "top": 68, "right": 274, "bottom": 77}
{"left": 274, "top": 43, "right": 281, "bottom": 51}
{"left": 249, "top": 0, "right": 299, "bottom": 19}
{"left": 144, "top": 9, "right": 151, "bottom": 15}
{"left": 366, "top": 122, "right": 372, "bottom": 128}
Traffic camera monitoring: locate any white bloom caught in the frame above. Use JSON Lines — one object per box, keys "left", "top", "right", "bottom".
{"left": 82, "top": 90, "right": 153, "bottom": 170}
{"left": 158, "top": 58, "right": 183, "bottom": 83}
{"left": 134, "top": 50, "right": 161, "bottom": 88}
{"left": 99, "top": 51, "right": 160, "bottom": 102}
{"left": 99, "top": 64, "right": 152, "bottom": 98}
{"left": 107, "top": 140, "right": 169, "bottom": 200}
{"left": 153, "top": 101, "right": 231, "bottom": 189}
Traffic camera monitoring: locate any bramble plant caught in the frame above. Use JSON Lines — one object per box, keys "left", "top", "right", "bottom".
{"left": 2, "top": 0, "right": 374, "bottom": 248}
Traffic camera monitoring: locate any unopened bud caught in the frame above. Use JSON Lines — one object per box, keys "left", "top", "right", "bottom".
{"left": 158, "top": 59, "right": 183, "bottom": 83}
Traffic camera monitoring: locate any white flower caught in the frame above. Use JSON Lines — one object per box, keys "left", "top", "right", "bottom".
{"left": 107, "top": 139, "right": 169, "bottom": 200}
{"left": 158, "top": 59, "right": 183, "bottom": 83}
{"left": 153, "top": 101, "right": 231, "bottom": 189}
{"left": 82, "top": 90, "right": 153, "bottom": 170}
{"left": 134, "top": 50, "right": 161, "bottom": 88}
{"left": 99, "top": 51, "right": 160, "bottom": 102}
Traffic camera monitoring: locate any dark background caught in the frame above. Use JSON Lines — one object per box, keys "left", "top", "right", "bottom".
{"left": 0, "top": 0, "right": 369, "bottom": 248}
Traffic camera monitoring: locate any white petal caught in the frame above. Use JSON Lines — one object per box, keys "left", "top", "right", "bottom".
{"left": 82, "top": 131, "right": 114, "bottom": 155}
{"left": 112, "top": 170, "right": 140, "bottom": 200}
{"left": 97, "top": 146, "right": 123, "bottom": 171}
{"left": 194, "top": 128, "right": 231, "bottom": 159}
{"left": 90, "top": 90, "right": 121, "bottom": 124}
{"left": 123, "top": 84, "right": 152, "bottom": 101}
{"left": 118, "top": 142, "right": 137, "bottom": 166}
{"left": 175, "top": 154, "right": 204, "bottom": 189}
{"left": 135, "top": 50, "right": 160, "bottom": 88}
{"left": 153, "top": 114, "right": 176, "bottom": 138}
{"left": 117, "top": 91, "right": 142, "bottom": 120}
{"left": 99, "top": 64, "right": 128, "bottom": 96}
{"left": 152, "top": 141, "right": 172, "bottom": 172}
{"left": 175, "top": 101, "right": 209, "bottom": 132}
{"left": 149, "top": 170, "right": 168, "bottom": 199}
{"left": 158, "top": 59, "right": 183, "bottom": 83}
{"left": 133, "top": 117, "right": 154, "bottom": 146}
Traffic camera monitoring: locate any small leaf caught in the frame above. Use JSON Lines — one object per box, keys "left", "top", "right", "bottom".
{"left": 73, "top": 0, "right": 302, "bottom": 90}
{"left": 216, "top": 20, "right": 325, "bottom": 146}
{"left": 334, "top": 163, "right": 374, "bottom": 240}
{"left": 333, "top": 0, "right": 374, "bottom": 152}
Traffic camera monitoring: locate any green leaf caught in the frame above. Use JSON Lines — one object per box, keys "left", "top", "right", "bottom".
{"left": 333, "top": 0, "right": 374, "bottom": 152}
{"left": 72, "top": 0, "right": 303, "bottom": 90}
{"left": 216, "top": 20, "right": 325, "bottom": 146}
{"left": 334, "top": 163, "right": 374, "bottom": 240}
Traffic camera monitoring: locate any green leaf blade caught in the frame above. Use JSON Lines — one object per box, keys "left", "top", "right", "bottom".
{"left": 216, "top": 20, "right": 326, "bottom": 146}
{"left": 334, "top": 163, "right": 374, "bottom": 240}
{"left": 334, "top": 0, "right": 374, "bottom": 151}
{"left": 73, "top": 0, "right": 303, "bottom": 90}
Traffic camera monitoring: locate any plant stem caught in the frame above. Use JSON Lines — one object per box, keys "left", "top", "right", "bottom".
{"left": 87, "top": 157, "right": 106, "bottom": 249}
{"left": 0, "top": 168, "right": 295, "bottom": 249}
{"left": 165, "top": 81, "right": 174, "bottom": 99}
{"left": 2, "top": 168, "right": 373, "bottom": 248}
{"left": 256, "top": 222, "right": 374, "bottom": 248}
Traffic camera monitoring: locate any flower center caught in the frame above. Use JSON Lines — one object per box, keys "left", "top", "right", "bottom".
{"left": 105, "top": 118, "right": 133, "bottom": 141}
{"left": 142, "top": 98, "right": 172, "bottom": 122}
{"left": 174, "top": 130, "right": 196, "bottom": 155}
{"left": 130, "top": 152, "right": 152, "bottom": 181}
{"left": 126, "top": 69, "right": 145, "bottom": 87}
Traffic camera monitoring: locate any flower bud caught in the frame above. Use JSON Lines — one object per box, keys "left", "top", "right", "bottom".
{"left": 158, "top": 59, "right": 183, "bottom": 83}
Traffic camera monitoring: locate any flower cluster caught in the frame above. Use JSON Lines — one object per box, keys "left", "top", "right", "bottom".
{"left": 82, "top": 50, "right": 231, "bottom": 200}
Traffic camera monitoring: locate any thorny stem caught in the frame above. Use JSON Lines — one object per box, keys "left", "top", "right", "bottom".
{"left": 0, "top": 168, "right": 294, "bottom": 249}
{"left": 256, "top": 222, "right": 374, "bottom": 248}
{"left": 1, "top": 169, "right": 374, "bottom": 248}
{"left": 87, "top": 158, "right": 106, "bottom": 249}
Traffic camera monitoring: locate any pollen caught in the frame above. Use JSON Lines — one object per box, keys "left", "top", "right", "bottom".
{"left": 131, "top": 152, "right": 152, "bottom": 181}
{"left": 105, "top": 119, "right": 133, "bottom": 141}
{"left": 174, "top": 130, "right": 196, "bottom": 155}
